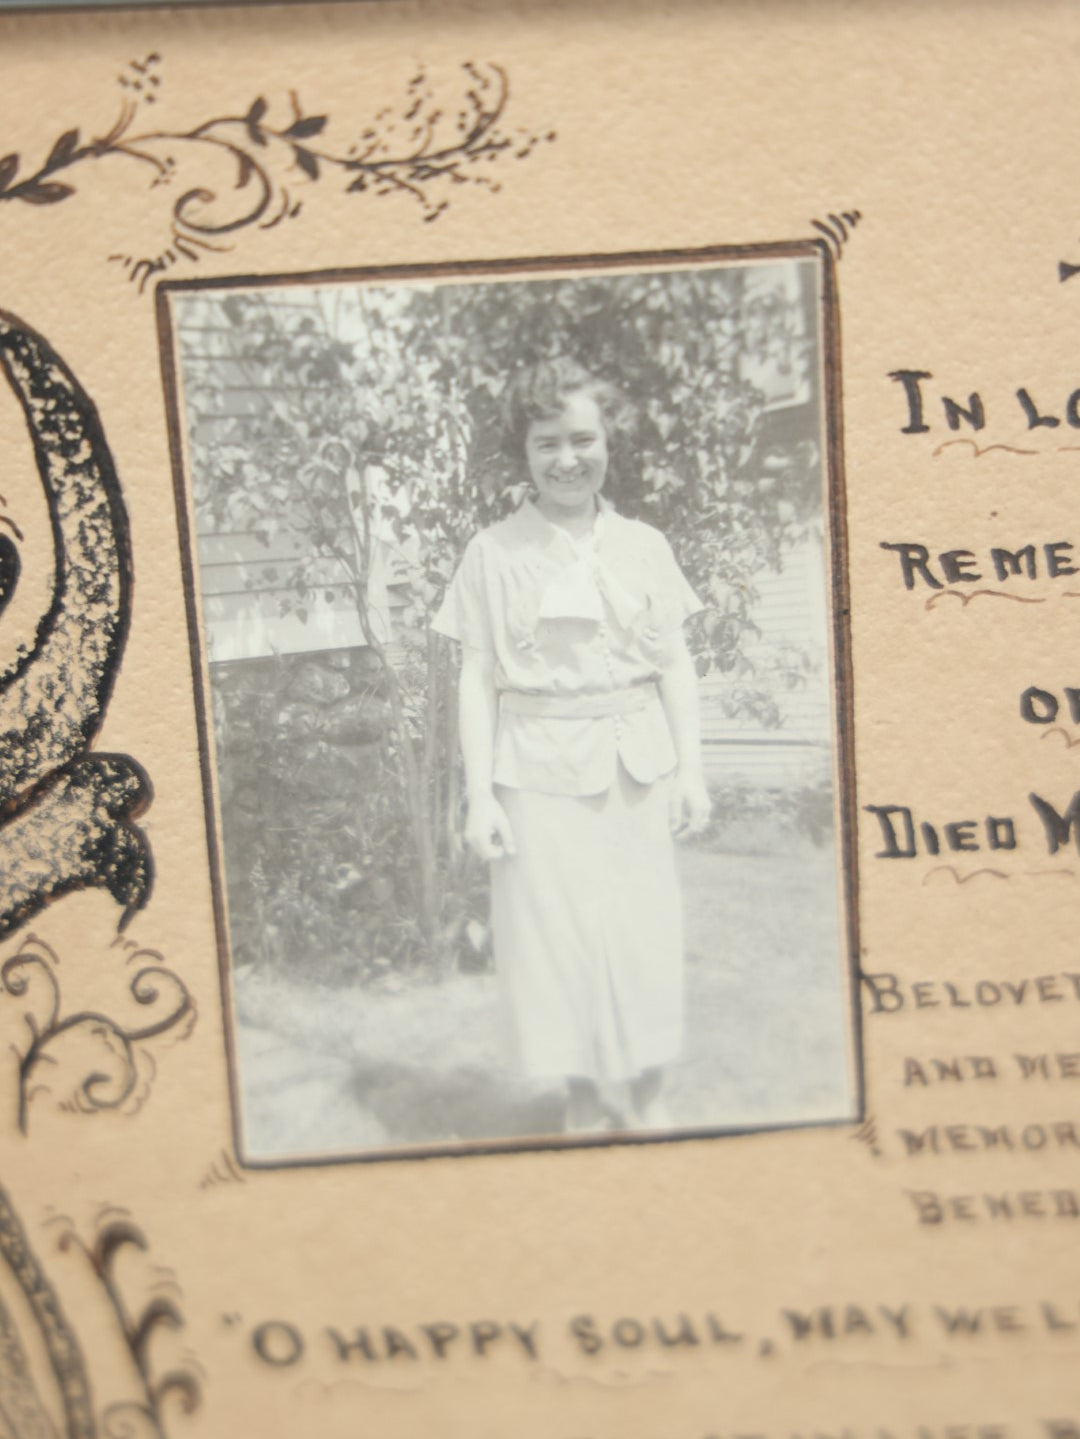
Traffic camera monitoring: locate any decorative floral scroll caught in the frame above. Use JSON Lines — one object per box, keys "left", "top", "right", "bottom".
{"left": 0, "top": 55, "right": 555, "bottom": 291}
{"left": 2, "top": 934, "right": 195, "bottom": 1135}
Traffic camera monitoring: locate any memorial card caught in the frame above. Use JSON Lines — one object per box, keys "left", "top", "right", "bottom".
{"left": 0, "top": 2, "right": 1077, "bottom": 1435}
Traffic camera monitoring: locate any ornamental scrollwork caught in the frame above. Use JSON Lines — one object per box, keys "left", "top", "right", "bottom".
{"left": 0, "top": 54, "right": 555, "bottom": 291}
{"left": 2, "top": 934, "right": 195, "bottom": 1135}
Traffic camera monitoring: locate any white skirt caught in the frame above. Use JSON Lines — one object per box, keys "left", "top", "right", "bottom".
{"left": 490, "top": 766, "right": 684, "bottom": 1083}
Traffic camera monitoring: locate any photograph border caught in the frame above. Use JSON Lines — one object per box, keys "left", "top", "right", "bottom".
{"left": 155, "top": 237, "right": 863, "bottom": 1170}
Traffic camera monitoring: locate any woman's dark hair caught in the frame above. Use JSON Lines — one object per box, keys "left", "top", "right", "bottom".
{"left": 502, "top": 358, "right": 632, "bottom": 457}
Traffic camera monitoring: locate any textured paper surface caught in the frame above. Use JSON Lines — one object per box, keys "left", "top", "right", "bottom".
{"left": 2, "top": 2, "right": 1080, "bottom": 1435}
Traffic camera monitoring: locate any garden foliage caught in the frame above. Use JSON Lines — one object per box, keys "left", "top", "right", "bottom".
{"left": 181, "top": 266, "right": 824, "bottom": 980}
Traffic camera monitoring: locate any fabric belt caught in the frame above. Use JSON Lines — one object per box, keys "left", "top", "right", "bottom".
{"left": 498, "top": 683, "right": 658, "bottom": 720}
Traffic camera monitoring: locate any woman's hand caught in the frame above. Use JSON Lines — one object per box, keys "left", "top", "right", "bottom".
{"left": 658, "top": 632, "right": 710, "bottom": 839}
{"left": 669, "top": 771, "right": 711, "bottom": 838}
{"left": 464, "top": 791, "right": 517, "bottom": 861}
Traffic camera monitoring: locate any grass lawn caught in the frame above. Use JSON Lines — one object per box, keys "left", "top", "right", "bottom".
{"left": 233, "top": 842, "right": 856, "bottom": 1161}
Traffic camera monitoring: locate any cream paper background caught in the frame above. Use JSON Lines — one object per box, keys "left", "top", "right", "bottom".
{"left": 2, "top": 1, "right": 1080, "bottom": 1434}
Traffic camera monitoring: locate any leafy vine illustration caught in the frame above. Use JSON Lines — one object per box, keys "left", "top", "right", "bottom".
{"left": 0, "top": 1179, "right": 94, "bottom": 1439}
{"left": 50, "top": 1206, "right": 202, "bottom": 1439}
{"left": 0, "top": 54, "right": 555, "bottom": 291}
{"left": 0, "top": 1182, "right": 201, "bottom": 1438}
{"left": 2, "top": 934, "right": 196, "bottom": 1134}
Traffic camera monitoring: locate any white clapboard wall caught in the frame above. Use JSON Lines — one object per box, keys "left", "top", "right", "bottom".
{"left": 176, "top": 291, "right": 835, "bottom": 791}
{"left": 699, "top": 536, "right": 834, "bottom": 790}
{"left": 196, "top": 526, "right": 834, "bottom": 791}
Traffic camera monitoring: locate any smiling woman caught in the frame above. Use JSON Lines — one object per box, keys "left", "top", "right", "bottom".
{"left": 433, "top": 357, "right": 710, "bottom": 1133}
{"left": 161, "top": 246, "right": 857, "bottom": 1165}
{"left": 525, "top": 392, "right": 608, "bottom": 520}
{"left": 518, "top": 371, "right": 612, "bottom": 525}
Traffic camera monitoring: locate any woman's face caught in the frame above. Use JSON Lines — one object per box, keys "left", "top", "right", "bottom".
{"left": 524, "top": 392, "right": 608, "bottom": 522}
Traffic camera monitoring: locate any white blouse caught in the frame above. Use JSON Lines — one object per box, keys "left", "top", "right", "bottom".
{"left": 432, "top": 500, "right": 702, "bottom": 797}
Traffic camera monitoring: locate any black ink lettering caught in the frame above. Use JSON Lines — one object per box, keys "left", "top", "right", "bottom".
{"left": 939, "top": 550, "right": 982, "bottom": 583}
{"left": 781, "top": 1309, "right": 816, "bottom": 1340}
{"left": 325, "top": 1327, "right": 377, "bottom": 1363}
{"left": 508, "top": 1322, "right": 539, "bottom": 1360}
{"left": 1017, "top": 388, "right": 1061, "bottom": 428}
{"left": 1029, "top": 791, "right": 1080, "bottom": 853}
{"left": 705, "top": 1314, "right": 743, "bottom": 1344}
{"left": 878, "top": 1305, "right": 910, "bottom": 1339}
{"left": 975, "top": 981, "right": 1002, "bottom": 1005}
{"left": 986, "top": 817, "right": 1017, "bottom": 850}
{"left": 899, "top": 1128, "right": 938, "bottom": 1155}
{"left": 842, "top": 1305, "right": 874, "bottom": 1336}
{"left": 991, "top": 544, "right": 1037, "bottom": 581}
{"left": 1015, "top": 1054, "right": 1050, "bottom": 1078}
{"left": 470, "top": 1321, "right": 502, "bottom": 1357}
{"left": 1066, "top": 689, "right": 1080, "bottom": 723}
{"left": 942, "top": 394, "right": 986, "bottom": 431}
{"left": 889, "top": 370, "right": 933, "bottom": 433}
{"left": 971, "top": 1056, "right": 997, "bottom": 1078}
{"left": 612, "top": 1318, "right": 645, "bottom": 1348}
{"left": 904, "top": 1059, "right": 928, "bottom": 1086}
{"left": 253, "top": 1321, "right": 305, "bottom": 1367}
{"left": 908, "top": 1191, "right": 944, "bottom": 1224}
{"left": 863, "top": 971, "right": 904, "bottom": 1013}
{"left": 921, "top": 822, "right": 941, "bottom": 855}
{"left": 1041, "top": 1302, "right": 1078, "bottom": 1330}
{"left": 1045, "top": 542, "right": 1078, "bottom": 578}
{"left": 569, "top": 1315, "right": 603, "bottom": 1355}
{"left": 1068, "top": 390, "right": 1080, "bottom": 428}
{"left": 977, "top": 1127, "right": 1013, "bottom": 1150}
{"left": 382, "top": 1327, "right": 419, "bottom": 1361}
{"left": 945, "top": 1125, "right": 975, "bottom": 1150}
{"left": 945, "top": 821, "right": 978, "bottom": 852}
{"left": 865, "top": 805, "right": 917, "bottom": 857}
{"left": 935, "top": 1307, "right": 982, "bottom": 1334}
{"left": 880, "top": 542, "right": 943, "bottom": 590}
{"left": 1021, "top": 687, "right": 1058, "bottom": 724}
{"left": 421, "top": 1323, "right": 459, "bottom": 1360}
{"left": 653, "top": 1314, "right": 700, "bottom": 1347}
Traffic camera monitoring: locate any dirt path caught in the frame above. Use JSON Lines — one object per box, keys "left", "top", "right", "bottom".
{"left": 233, "top": 844, "right": 854, "bottom": 1159}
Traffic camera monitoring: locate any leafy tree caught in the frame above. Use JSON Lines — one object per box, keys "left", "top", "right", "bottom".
{"left": 178, "top": 262, "right": 822, "bottom": 976}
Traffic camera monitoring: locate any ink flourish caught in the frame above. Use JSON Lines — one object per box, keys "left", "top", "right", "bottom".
{"left": 0, "top": 55, "right": 556, "bottom": 291}
{"left": 2, "top": 933, "right": 195, "bottom": 1135}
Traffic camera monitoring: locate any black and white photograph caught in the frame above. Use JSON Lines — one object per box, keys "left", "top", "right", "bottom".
{"left": 162, "top": 246, "right": 859, "bottom": 1164}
